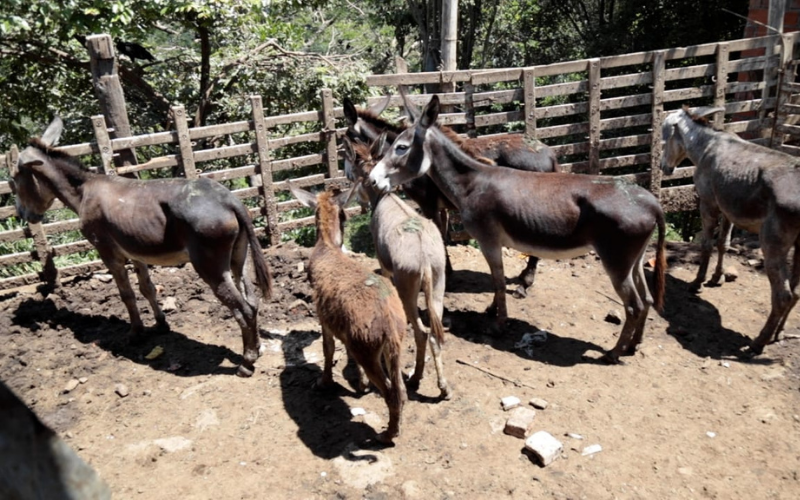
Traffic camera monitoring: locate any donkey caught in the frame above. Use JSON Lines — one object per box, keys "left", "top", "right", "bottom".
{"left": 343, "top": 96, "right": 559, "bottom": 296}
{"left": 661, "top": 106, "right": 800, "bottom": 355}
{"left": 343, "top": 136, "right": 451, "bottom": 399}
{"left": 13, "top": 117, "right": 272, "bottom": 377}
{"left": 368, "top": 95, "right": 667, "bottom": 363}
{"left": 288, "top": 181, "right": 407, "bottom": 443}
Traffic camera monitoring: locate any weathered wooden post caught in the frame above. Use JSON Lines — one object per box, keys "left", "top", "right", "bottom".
{"left": 249, "top": 95, "right": 280, "bottom": 245}
{"left": 650, "top": 50, "right": 666, "bottom": 200}
{"left": 86, "top": 34, "right": 139, "bottom": 173}
{"left": 320, "top": 89, "right": 339, "bottom": 180}
{"left": 587, "top": 59, "right": 601, "bottom": 175}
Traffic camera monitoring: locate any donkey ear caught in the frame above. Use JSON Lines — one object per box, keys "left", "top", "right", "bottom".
{"left": 420, "top": 95, "right": 440, "bottom": 129}
{"left": 287, "top": 180, "right": 318, "bottom": 210}
{"left": 40, "top": 116, "right": 64, "bottom": 146}
{"left": 370, "top": 132, "right": 388, "bottom": 158}
{"left": 398, "top": 86, "right": 420, "bottom": 122}
{"left": 693, "top": 106, "right": 725, "bottom": 119}
{"left": 343, "top": 97, "right": 358, "bottom": 126}
{"left": 336, "top": 180, "right": 360, "bottom": 208}
{"left": 369, "top": 94, "right": 391, "bottom": 117}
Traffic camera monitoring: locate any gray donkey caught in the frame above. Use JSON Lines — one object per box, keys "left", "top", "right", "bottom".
{"left": 661, "top": 106, "right": 800, "bottom": 355}
{"left": 344, "top": 135, "right": 451, "bottom": 399}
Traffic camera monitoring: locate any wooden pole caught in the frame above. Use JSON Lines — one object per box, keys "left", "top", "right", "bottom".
{"left": 320, "top": 89, "right": 339, "bottom": 180}
{"left": 587, "top": 59, "right": 601, "bottom": 175}
{"left": 86, "top": 34, "right": 139, "bottom": 173}
{"left": 650, "top": 51, "right": 666, "bottom": 199}
{"left": 250, "top": 95, "right": 280, "bottom": 245}
{"left": 440, "top": 0, "right": 458, "bottom": 95}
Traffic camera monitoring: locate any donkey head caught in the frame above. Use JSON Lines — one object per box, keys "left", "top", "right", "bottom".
{"left": 661, "top": 106, "right": 724, "bottom": 175}
{"left": 368, "top": 95, "right": 440, "bottom": 194}
{"left": 13, "top": 116, "right": 65, "bottom": 223}
{"left": 288, "top": 180, "right": 359, "bottom": 249}
{"left": 343, "top": 95, "right": 392, "bottom": 145}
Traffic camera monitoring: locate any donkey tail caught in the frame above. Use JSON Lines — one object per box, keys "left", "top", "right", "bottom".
{"left": 422, "top": 268, "right": 445, "bottom": 346}
{"left": 653, "top": 210, "right": 667, "bottom": 314}
{"left": 236, "top": 204, "right": 273, "bottom": 300}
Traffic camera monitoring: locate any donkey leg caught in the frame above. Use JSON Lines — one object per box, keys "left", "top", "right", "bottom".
{"left": 690, "top": 207, "right": 721, "bottom": 292}
{"left": 317, "top": 324, "right": 336, "bottom": 389}
{"left": 513, "top": 256, "right": 539, "bottom": 299}
{"left": 358, "top": 347, "right": 404, "bottom": 444}
{"left": 196, "top": 260, "right": 261, "bottom": 376}
{"left": 481, "top": 245, "right": 508, "bottom": 331}
{"left": 708, "top": 217, "right": 733, "bottom": 287}
{"left": 602, "top": 258, "right": 645, "bottom": 363}
{"left": 750, "top": 241, "right": 794, "bottom": 354}
{"left": 394, "top": 272, "right": 426, "bottom": 391}
{"left": 427, "top": 268, "right": 451, "bottom": 399}
{"left": 132, "top": 261, "right": 167, "bottom": 331}
{"left": 628, "top": 257, "right": 653, "bottom": 352}
{"left": 104, "top": 257, "right": 145, "bottom": 341}
{"left": 774, "top": 240, "right": 800, "bottom": 339}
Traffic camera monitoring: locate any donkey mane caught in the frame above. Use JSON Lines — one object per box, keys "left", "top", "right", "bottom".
{"left": 29, "top": 138, "right": 74, "bottom": 161}
{"left": 28, "top": 137, "right": 92, "bottom": 188}
{"left": 355, "top": 107, "right": 406, "bottom": 135}
{"left": 315, "top": 190, "right": 343, "bottom": 247}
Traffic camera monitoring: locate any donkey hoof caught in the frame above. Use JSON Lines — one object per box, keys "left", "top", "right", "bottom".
{"left": 688, "top": 282, "right": 702, "bottom": 294}
{"left": 743, "top": 343, "right": 764, "bottom": 357}
{"left": 512, "top": 285, "right": 528, "bottom": 299}
{"left": 601, "top": 351, "right": 623, "bottom": 365}
{"left": 376, "top": 430, "right": 398, "bottom": 445}
{"left": 439, "top": 386, "right": 453, "bottom": 400}
{"left": 236, "top": 364, "right": 255, "bottom": 378}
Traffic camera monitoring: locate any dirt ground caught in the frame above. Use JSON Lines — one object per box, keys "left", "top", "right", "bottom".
{"left": 2, "top": 236, "right": 800, "bottom": 499}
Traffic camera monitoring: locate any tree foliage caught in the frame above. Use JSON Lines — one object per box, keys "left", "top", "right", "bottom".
{"left": 0, "top": 0, "right": 751, "bottom": 150}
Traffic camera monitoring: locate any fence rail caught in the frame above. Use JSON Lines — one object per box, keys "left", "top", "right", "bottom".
{"left": 3, "top": 33, "right": 800, "bottom": 290}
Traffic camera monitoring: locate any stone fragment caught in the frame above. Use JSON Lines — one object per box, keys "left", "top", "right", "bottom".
{"left": 161, "top": 296, "right": 178, "bottom": 312}
{"left": 581, "top": 444, "right": 602, "bottom": 456}
{"left": 501, "top": 396, "right": 521, "bottom": 411}
{"left": 114, "top": 383, "right": 129, "bottom": 398}
{"left": 723, "top": 266, "right": 738, "bottom": 282}
{"left": 63, "top": 379, "right": 80, "bottom": 393}
{"left": 504, "top": 407, "right": 536, "bottom": 438}
{"left": 524, "top": 431, "right": 563, "bottom": 466}
{"left": 529, "top": 397, "right": 548, "bottom": 410}
{"left": 604, "top": 310, "right": 622, "bottom": 325}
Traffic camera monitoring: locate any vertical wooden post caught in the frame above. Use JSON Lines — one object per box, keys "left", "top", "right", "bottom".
{"left": 587, "top": 59, "right": 601, "bottom": 175}
{"left": 86, "top": 34, "right": 139, "bottom": 172}
{"left": 464, "top": 79, "right": 476, "bottom": 138}
{"left": 172, "top": 106, "right": 198, "bottom": 179}
{"left": 650, "top": 50, "right": 666, "bottom": 199}
{"left": 395, "top": 56, "right": 410, "bottom": 117}
{"left": 7, "top": 146, "right": 59, "bottom": 289}
{"left": 770, "top": 34, "right": 796, "bottom": 149}
{"left": 320, "top": 88, "right": 339, "bottom": 179}
{"left": 523, "top": 68, "right": 537, "bottom": 140}
{"left": 440, "top": 0, "right": 458, "bottom": 96}
{"left": 713, "top": 43, "right": 729, "bottom": 130}
{"left": 90, "top": 115, "right": 117, "bottom": 175}
{"left": 250, "top": 95, "right": 280, "bottom": 246}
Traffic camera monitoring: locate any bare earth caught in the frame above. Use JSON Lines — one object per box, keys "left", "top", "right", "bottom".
{"left": 1, "top": 238, "right": 799, "bottom": 499}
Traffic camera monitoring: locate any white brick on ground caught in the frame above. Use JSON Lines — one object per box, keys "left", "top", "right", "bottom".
{"left": 501, "top": 396, "right": 520, "bottom": 411}
{"left": 524, "top": 431, "right": 563, "bottom": 466}
{"left": 504, "top": 407, "right": 536, "bottom": 438}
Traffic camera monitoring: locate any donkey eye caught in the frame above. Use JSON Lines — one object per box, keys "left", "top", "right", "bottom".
{"left": 395, "top": 144, "right": 409, "bottom": 155}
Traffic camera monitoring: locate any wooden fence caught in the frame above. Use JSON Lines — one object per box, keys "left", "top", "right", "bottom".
{"left": 2, "top": 33, "right": 800, "bottom": 291}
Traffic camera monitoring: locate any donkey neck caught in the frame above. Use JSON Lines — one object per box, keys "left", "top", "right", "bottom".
{"left": 423, "top": 127, "right": 486, "bottom": 211}
{"left": 40, "top": 158, "right": 94, "bottom": 213}
{"left": 680, "top": 120, "right": 720, "bottom": 166}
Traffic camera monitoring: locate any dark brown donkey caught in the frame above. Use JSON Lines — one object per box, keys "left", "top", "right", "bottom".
{"left": 343, "top": 96, "right": 559, "bottom": 296}
{"left": 13, "top": 117, "right": 272, "bottom": 377}
{"left": 368, "top": 95, "right": 667, "bottom": 363}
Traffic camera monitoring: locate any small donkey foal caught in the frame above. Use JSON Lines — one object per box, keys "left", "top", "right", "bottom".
{"left": 289, "top": 181, "right": 407, "bottom": 444}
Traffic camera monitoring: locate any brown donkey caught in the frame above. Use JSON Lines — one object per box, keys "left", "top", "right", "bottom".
{"left": 343, "top": 136, "right": 451, "bottom": 399}
{"left": 343, "top": 96, "right": 559, "bottom": 296}
{"left": 12, "top": 117, "right": 272, "bottom": 377}
{"left": 288, "top": 181, "right": 407, "bottom": 443}
{"left": 368, "top": 95, "right": 667, "bottom": 363}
